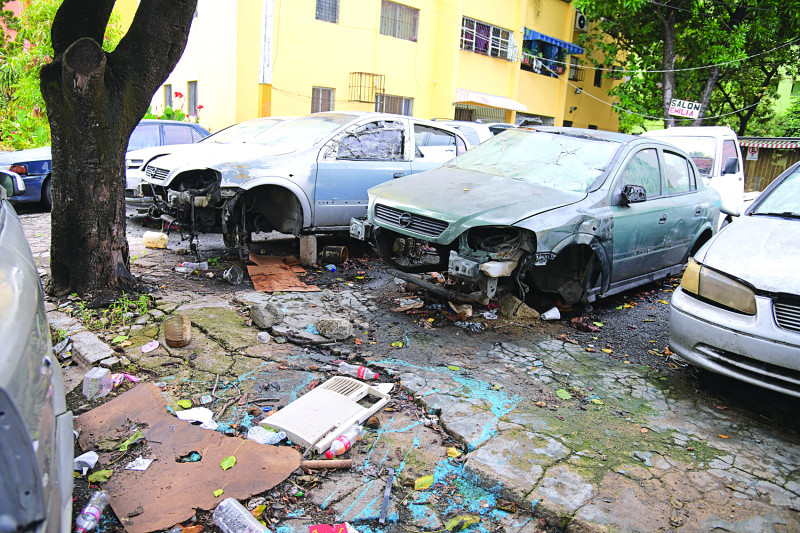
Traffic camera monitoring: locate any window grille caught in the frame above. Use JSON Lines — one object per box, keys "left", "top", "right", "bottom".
{"left": 349, "top": 72, "right": 385, "bottom": 103}
{"left": 312, "top": 87, "right": 335, "bottom": 113}
{"left": 594, "top": 69, "right": 602, "bottom": 88}
{"left": 375, "top": 94, "right": 414, "bottom": 116}
{"left": 316, "top": 0, "right": 339, "bottom": 23}
{"left": 454, "top": 104, "right": 504, "bottom": 123}
{"left": 380, "top": 1, "right": 419, "bottom": 41}
{"left": 568, "top": 58, "right": 584, "bottom": 81}
{"left": 460, "top": 17, "right": 514, "bottom": 60}
{"left": 187, "top": 81, "right": 198, "bottom": 116}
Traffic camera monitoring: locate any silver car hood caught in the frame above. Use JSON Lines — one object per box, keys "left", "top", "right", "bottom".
{"left": 145, "top": 142, "right": 301, "bottom": 174}
{"left": 698, "top": 215, "right": 800, "bottom": 293}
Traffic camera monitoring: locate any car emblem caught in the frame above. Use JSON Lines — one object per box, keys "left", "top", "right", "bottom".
{"left": 397, "top": 213, "right": 413, "bottom": 228}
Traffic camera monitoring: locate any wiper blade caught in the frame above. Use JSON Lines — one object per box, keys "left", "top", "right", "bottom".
{"left": 751, "top": 211, "right": 800, "bottom": 219}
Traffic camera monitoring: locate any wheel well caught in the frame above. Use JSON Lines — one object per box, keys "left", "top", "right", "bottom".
{"left": 689, "top": 228, "right": 713, "bottom": 258}
{"left": 527, "top": 244, "right": 601, "bottom": 305}
{"left": 240, "top": 185, "right": 303, "bottom": 235}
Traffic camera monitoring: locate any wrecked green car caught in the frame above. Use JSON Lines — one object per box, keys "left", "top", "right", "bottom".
{"left": 351, "top": 127, "right": 720, "bottom": 305}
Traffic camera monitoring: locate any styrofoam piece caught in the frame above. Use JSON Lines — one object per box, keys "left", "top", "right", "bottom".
{"left": 260, "top": 376, "right": 391, "bottom": 453}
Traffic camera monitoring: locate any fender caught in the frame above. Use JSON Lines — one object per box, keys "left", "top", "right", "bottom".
{"left": 236, "top": 175, "right": 314, "bottom": 228}
{"left": 684, "top": 221, "right": 715, "bottom": 261}
{"left": 549, "top": 232, "right": 612, "bottom": 294}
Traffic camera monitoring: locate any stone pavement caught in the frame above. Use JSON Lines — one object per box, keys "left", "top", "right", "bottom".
{"left": 55, "top": 282, "right": 800, "bottom": 533}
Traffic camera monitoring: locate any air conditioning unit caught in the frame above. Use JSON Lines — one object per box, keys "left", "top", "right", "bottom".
{"left": 575, "top": 11, "right": 588, "bottom": 32}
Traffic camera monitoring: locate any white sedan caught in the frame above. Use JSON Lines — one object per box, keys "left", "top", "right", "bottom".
{"left": 669, "top": 161, "right": 800, "bottom": 397}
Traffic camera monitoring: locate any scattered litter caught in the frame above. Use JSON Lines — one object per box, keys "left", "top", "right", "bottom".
{"left": 449, "top": 301, "right": 473, "bottom": 318}
{"left": 338, "top": 362, "right": 379, "bottom": 380}
{"left": 308, "top": 523, "right": 360, "bottom": 533}
{"left": 325, "top": 264, "right": 337, "bottom": 272}
{"left": 141, "top": 340, "right": 160, "bottom": 353}
{"left": 110, "top": 373, "right": 140, "bottom": 388}
{"left": 52, "top": 337, "right": 72, "bottom": 358}
{"left": 246, "top": 426, "right": 286, "bottom": 445}
{"left": 143, "top": 231, "right": 168, "bottom": 249}
{"left": 223, "top": 265, "right": 244, "bottom": 285}
{"left": 257, "top": 331, "right": 271, "bottom": 344}
{"left": 175, "top": 261, "right": 208, "bottom": 273}
{"left": 454, "top": 321, "right": 485, "bottom": 332}
{"left": 87, "top": 469, "right": 113, "bottom": 483}
{"left": 119, "top": 429, "right": 144, "bottom": 451}
{"left": 392, "top": 297, "right": 424, "bottom": 312}
{"left": 324, "top": 425, "right": 364, "bottom": 459}
{"left": 176, "top": 407, "right": 219, "bottom": 430}
{"left": 178, "top": 452, "right": 202, "bottom": 463}
{"left": 125, "top": 457, "right": 154, "bottom": 471}
{"left": 480, "top": 310, "right": 498, "bottom": 320}
{"left": 75, "top": 490, "right": 110, "bottom": 533}
{"left": 164, "top": 314, "right": 192, "bottom": 348}
{"left": 379, "top": 468, "right": 395, "bottom": 524}
{"left": 571, "top": 317, "right": 600, "bottom": 332}
{"left": 74, "top": 451, "right": 99, "bottom": 475}
{"left": 320, "top": 245, "right": 348, "bottom": 265}
{"left": 83, "top": 367, "right": 113, "bottom": 400}
{"left": 247, "top": 253, "right": 320, "bottom": 293}
{"left": 76, "top": 384, "right": 300, "bottom": 533}
{"left": 540, "top": 306, "right": 561, "bottom": 320}
{"left": 213, "top": 497, "right": 268, "bottom": 533}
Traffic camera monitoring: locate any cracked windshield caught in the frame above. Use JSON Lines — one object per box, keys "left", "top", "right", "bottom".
{"left": 446, "top": 129, "right": 619, "bottom": 191}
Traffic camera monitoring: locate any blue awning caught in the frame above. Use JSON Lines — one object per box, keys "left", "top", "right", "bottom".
{"left": 524, "top": 28, "right": 584, "bottom": 55}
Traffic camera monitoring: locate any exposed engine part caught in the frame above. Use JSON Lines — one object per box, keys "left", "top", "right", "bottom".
{"left": 526, "top": 245, "right": 600, "bottom": 305}
{"left": 467, "top": 227, "right": 523, "bottom": 257}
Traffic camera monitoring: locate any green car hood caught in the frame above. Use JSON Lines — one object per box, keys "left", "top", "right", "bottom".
{"left": 369, "top": 166, "right": 587, "bottom": 237}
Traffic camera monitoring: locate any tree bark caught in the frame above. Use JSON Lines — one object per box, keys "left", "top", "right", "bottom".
{"left": 658, "top": 7, "right": 677, "bottom": 128}
{"left": 40, "top": 0, "right": 197, "bottom": 297}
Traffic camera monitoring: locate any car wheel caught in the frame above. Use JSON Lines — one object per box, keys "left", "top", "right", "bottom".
{"left": 42, "top": 179, "right": 52, "bottom": 210}
{"left": 720, "top": 216, "right": 731, "bottom": 229}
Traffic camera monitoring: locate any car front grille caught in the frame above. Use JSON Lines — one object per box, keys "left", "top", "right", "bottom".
{"left": 374, "top": 204, "right": 449, "bottom": 238}
{"left": 774, "top": 299, "right": 800, "bottom": 334}
{"left": 144, "top": 166, "right": 169, "bottom": 182}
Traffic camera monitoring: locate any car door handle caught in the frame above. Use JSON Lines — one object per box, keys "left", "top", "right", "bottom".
{"left": 393, "top": 172, "right": 406, "bottom": 178}
{"left": 695, "top": 207, "right": 702, "bottom": 217}
{"left": 659, "top": 214, "right": 668, "bottom": 224}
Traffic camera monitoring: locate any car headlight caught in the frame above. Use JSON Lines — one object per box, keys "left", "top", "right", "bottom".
{"left": 680, "top": 258, "right": 756, "bottom": 315}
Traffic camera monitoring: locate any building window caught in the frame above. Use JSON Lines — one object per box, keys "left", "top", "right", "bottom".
{"left": 316, "top": 0, "right": 339, "bottom": 23}
{"left": 588, "top": 124, "right": 598, "bottom": 130}
{"left": 461, "top": 17, "right": 514, "bottom": 60}
{"left": 349, "top": 72, "right": 385, "bottom": 103}
{"left": 164, "top": 84, "right": 172, "bottom": 108}
{"left": 563, "top": 120, "right": 573, "bottom": 127}
{"left": 380, "top": 1, "right": 418, "bottom": 42}
{"left": 187, "top": 81, "right": 198, "bottom": 116}
{"left": 568, "top": 58, "right": 584, "bottom": 82}
{"left": 375, "top": 93, "right": 414, "bottom": 116}
{"left": 312, "top": 87, "right": 335, "bottom": 113}
{"left": 593, "top": 69, "right": 602, "bottom": 88}
{"left": 521, "top": 40, "right": 565, "bottom": 77}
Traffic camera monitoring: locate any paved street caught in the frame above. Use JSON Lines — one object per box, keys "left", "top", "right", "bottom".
{"left": 18, "top": 208, "right": 800, "bottom": 532}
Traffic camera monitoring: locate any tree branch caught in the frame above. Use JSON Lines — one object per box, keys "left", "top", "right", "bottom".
{"left": 51, "top": 0, "right": 115, "bottom": 57}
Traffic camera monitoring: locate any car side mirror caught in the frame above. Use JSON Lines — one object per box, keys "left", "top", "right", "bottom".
{"left": 0, "top": 170, "right": 25, "bottom": 198}
{"left": 620, "top": 184, "right": 647, "bottom": 206}
{"left": 722, "top": 156, "right": 739, "bottom": 175}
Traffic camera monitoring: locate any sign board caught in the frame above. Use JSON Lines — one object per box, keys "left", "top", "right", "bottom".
{"left": 746, "top": 146, "right": 759, "bottom": 161}
{"left": 668, "top": 99, "right": 702, "bottom": 120}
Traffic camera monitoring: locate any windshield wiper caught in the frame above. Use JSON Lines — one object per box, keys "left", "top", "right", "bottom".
{"left": 751, "top": 211, "right": 800, "bottom": 219}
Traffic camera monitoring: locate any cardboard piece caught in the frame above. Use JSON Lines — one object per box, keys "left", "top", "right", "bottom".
{"left": 247, "top": 253, "right": 320, "bottom": 292}
{"left": 76, "top": 384, "right": 301, "bottom": 533}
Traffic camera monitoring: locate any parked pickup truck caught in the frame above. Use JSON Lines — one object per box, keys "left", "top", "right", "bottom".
{"left": 642, "top": 126, "right": 744, "bottom": 226}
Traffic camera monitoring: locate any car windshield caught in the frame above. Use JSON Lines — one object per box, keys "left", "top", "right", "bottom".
{"left": 200, "top": 119, "right": 285, "bottom": 144}
{"left": 249, "top": 113, "right": 355, "bottom": 148}
{"left": 750, "top": 165, "right": 800, "bottom": 219}
{"left": 656, "top": 136, "right": 716, "bottom": 177}
{"left": 445, "top": 129, "right": 620, "bottom": 192}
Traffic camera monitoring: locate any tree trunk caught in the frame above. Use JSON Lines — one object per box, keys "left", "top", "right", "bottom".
{"left": 691, "top": 66, "right": 721, "bottom": 125}
{"left": 40, "top": 0, "right": 197, "bottom": 297}
{"left": 42, "top": 38, "right": 134, "bottom": 296}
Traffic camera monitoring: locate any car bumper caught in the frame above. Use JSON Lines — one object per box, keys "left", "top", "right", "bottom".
{"left": 669, "top": 286, "right": 800, "bottom": 398}
{"left": 7, "top": 174, "right": 45, "bottom": 204}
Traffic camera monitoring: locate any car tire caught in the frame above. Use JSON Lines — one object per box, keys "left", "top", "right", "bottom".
{"left": 42, "top": 179, "right": 52, "bottom": 210}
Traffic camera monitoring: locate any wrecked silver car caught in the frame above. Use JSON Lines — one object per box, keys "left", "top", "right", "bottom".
{"left": 138, "top": 112, "right": 468, "bottom": 252}
{"left": 352, "top": 127, "right": 720, "bottom": 305}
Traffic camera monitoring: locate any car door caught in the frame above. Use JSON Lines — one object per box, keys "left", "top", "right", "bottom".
{"left": 410, "top": 123, "right": 467, "bottom": 173}
{"left": 661, "top": 150, "right": 705, "bottom": 265}
{"left": 610, "top": 147, "right": 673, "bottom": 282}
{"left": 313, "top": 118, "right": 412, "bottom": 228}
{"left": 710, "top": 138, "right": 744, "bottom": 210}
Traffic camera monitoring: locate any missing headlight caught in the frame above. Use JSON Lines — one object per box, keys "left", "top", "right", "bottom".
{"left": 467, "top": 227, "right": 522, "bottom": 254}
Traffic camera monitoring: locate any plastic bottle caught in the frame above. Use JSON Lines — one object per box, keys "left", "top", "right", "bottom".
{"left": 212, "top": 497, "right": 268, "bottom": 533}
{"left": 223, "top": 265, "right": 244, "bottom": 285}
{"left": 74, "top": 490, "right": 110, "bottom": 533}
{"left": 175, "top": 261, "right": 208, "bottom": 273}
{"left": 338, "top": 362, "right": 379, "bottom": 380}
{"left": 324, "top": 425, "right": 364, "bottom": 459}
{"left": 142, "top": 231, "right": 168, "bottom": 249}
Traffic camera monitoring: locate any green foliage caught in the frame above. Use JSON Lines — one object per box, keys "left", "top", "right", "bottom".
{"left": 769, "top": 96, "right": 800, "bottom": 137}
{"left": 574, "top": 0, "right": 800, "bottom": 134}
{"left": 0, "top": 0, "right": 125, "bottom": 150}
{"left": 68, "top": 293, "right": 154, "bottom": 331}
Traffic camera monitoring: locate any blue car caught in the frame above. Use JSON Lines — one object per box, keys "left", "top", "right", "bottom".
{"left": 0, "top": 119, "right": 209, "bottom": 209}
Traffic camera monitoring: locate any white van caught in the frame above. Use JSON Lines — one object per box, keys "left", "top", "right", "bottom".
{"left": 642, "top": 126, "right": 744, "bottom": 225}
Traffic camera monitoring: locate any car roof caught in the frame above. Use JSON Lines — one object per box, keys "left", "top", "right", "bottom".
{"left": 642, "top": 126, "right": 736, "bottom": 138}
{"left": 527, "top": 126, "right": 635, "bottom": 144}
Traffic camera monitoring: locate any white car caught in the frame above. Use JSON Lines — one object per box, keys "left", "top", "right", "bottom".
{"left": 669, "top": 160, "right": 800, "bottom": 397}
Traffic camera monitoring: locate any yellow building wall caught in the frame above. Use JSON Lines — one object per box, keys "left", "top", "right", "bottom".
{"left": 148, "top": 0, "right": 620, "bottom": 133}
